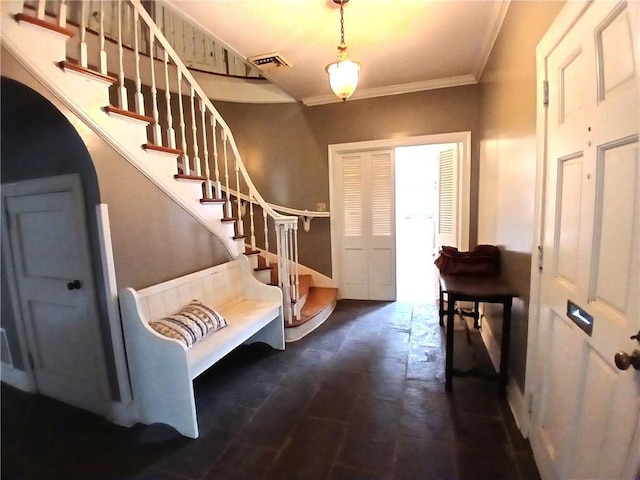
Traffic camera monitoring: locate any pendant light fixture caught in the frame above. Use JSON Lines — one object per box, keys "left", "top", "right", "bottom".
{"left": 326, "top": 0, "right": 360, "bottom": 102}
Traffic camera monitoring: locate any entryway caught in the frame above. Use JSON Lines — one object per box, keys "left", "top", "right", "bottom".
{"left": 330, "top": 132, "right": 471, "bottom": 301}
{"left": 395, "top": 144, "right": 455, "bottom": 302}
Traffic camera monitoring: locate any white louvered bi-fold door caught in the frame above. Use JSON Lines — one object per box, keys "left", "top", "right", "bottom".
{"left": 339, "top": 150, "right": 396, "bottom": 300}
{"left": 435, "top": 147, "right": 458, "bottom": 250}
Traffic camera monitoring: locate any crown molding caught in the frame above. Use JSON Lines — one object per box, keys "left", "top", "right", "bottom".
{"left": 473, "top": 0, "right": 512, "bottom": 80}
{"left": 302, "top": 74, "right": 478, "bottom": 106}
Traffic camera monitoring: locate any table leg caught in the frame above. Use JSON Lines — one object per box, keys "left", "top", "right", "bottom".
{"left": 439, "top": 285, "right": 444, "bottom": 326}
{"left": 498, "top": 298, "right": 513, "bottom": 395}
{"left": 445, "top": 294, "right": 455, "bottom": 392}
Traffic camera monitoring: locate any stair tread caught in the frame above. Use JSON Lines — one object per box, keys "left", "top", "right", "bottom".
{"left": 174, "top": 173, "right": 207, "bottom": 181}
{"left": 59, "top": 60, "right": 117, "bottom": 84}
{"left": 200, "top": 198, "right": 226, "bottom": 204}
{"left": 15, "top": 12, "right": 75, "bottom": 37}
{"left": 142, "top": 143, "right": 184, "bottom": 156}
{"left": 104, "top": 105, "right": 154, "bottom": 124}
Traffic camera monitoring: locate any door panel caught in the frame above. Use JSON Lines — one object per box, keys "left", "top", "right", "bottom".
{"left": 538, "top": 313, "right": 583, "bottom": 469}
{"left": 592, "top": 139, "right": 637, "bottom": 312}
{"left": 555, "top": 155, "right": 584, "bottom": 285}
{"left": 6, "top": 184, "right": 109, "bottom": 416}
{"left": 531, "top": 2, "right": 639, "bottom": 479}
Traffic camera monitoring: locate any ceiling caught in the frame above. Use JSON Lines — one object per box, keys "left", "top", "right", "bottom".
{"left": 165, "top": 1, "right": 511, "bottom": 106}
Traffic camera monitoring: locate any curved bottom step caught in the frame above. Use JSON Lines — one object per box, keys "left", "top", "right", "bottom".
{"left": 285, "top": 287, "right": 338, "bottom": 342}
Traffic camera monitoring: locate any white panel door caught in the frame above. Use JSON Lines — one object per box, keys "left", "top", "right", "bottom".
{"left": 435, "top": 146, "right": 459, "bottom": 249}
{"left": 339, "top": 149, "right": 395, "bottom": 300}
{"left": 530, "top": 2, "right": 639, "bottom": 479}
{"left": 5, "top": 177, "right": 109, "bottom": 416}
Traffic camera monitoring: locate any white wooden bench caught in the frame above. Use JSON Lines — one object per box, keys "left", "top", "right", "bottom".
{"left": 118, "top": 256, "right": 284, "bottom": 438}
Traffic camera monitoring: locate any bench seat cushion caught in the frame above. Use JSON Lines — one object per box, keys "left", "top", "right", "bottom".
{"left": 187, "top": 299, "right": 281, "bottom": 378}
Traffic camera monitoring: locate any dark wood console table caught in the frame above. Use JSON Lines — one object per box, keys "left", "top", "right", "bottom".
{"left": 438, "top": 273, "right": 518, "bottom": 394}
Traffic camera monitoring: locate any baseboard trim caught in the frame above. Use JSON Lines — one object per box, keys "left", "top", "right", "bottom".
{"left": 1, "top": 363, "right": 36, "bottom": 392}
{"left": 479, "top": 312, "right": 527, "bottom": 433}
{"left": 108, "top": 399, "right": 137, "bottom": 428}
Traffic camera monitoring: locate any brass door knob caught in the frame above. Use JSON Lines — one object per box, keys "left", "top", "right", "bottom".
{"left": 614, "top": 350, "right": 640, "bottom": 371}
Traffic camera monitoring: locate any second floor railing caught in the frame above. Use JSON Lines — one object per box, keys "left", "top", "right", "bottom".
{"left": 25, "top": 0, "right": 264, "bottom": 79}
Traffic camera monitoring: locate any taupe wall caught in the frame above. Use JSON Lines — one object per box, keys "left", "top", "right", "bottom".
{"left": 1, "top": 51, "right": 231, "bottom": 398}
{"left": 477, "top": 1, "right": 564, "bottom": 393}
{"left": 214, "top": 84, "right": 482, "bottom": 276}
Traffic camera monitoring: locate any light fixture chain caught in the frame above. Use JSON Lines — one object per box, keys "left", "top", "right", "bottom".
{"left": 340, "top": 1, "right": 345, "bottom": 45}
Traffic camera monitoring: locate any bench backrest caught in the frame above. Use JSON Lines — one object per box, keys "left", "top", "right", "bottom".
{"left": 134, "top": 258, "right": 245, "bottom": 325}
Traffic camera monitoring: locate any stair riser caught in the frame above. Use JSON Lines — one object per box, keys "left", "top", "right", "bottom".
{"left": 285, "top": 300, "right": 337, "bottom": 342}
{"left": 253, "top": 269, "right": 272, "bottom": 284}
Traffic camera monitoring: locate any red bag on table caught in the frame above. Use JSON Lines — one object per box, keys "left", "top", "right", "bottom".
{"left": 434, "top": 245, "right": 501, "bottom": 275}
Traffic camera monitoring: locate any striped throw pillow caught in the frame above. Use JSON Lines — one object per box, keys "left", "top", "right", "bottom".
{"left": 149, "top": 300, "right": 227, "bottom": 348}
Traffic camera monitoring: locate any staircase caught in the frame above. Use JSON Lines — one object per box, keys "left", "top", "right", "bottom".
{"left": 246, "top": 248, "right": 338, "bottom": 341}
{"left": 1, "top": 0, "right": 337, "bottom": 341}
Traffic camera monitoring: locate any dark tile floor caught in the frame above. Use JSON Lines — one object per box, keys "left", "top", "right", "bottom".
{"left": 1, "top": 300, "right": 540, "bottom": 480}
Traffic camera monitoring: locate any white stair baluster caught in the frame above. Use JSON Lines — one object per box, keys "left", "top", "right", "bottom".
{"left": 190, "top": 86, "right": 201, "bottom": 177}
{"left": 235, "top": 158, "right": 244, "bottom": 236}
{"left": 249, "top": 192, "right": 256, "bottom": 251}
{"left": 223, "top": 131, "right": 232, "bottom": 218}
{"left": 199, "top": 98, "right": 212, "bottom": 198}
{"left": 57, "top": 0, "right": 67, "bottom": 29}
{"left": 133, "top": 9, "right": 145, "bottom": 115}
{"left": 78, "top": 1, "right": 87, "bottom": 68}
{"left": 211, "top": 115, "right": 222, "bottom": 199}
{"left": 36, "top": 0, "right": 45, "bottom": 21}
{"left": 148, "top": 34, "right": 162, "bottom": 145}
{"left": 117, "top": 0, "right": 128, "bottom": 110}
{"left": 287, "top": 224, "right": 295, "bottom": 312}
{"left": 263, "top": 210, "right": 270, "bottom": 268}
{"left": 163, "top": 50, "right": 176, "bottom": 149}
{"left": 292, "top": 222, "right": 300, "bottom": 317}
{"left": 99, "top": 0, "right": 107, "bottom": 75}
{"left": 176, "top": 70, "right": 189, "bottom": 174}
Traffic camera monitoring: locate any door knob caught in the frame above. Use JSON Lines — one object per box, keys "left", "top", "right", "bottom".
{"left": 614, "top": 350, "right": 640, "bottom": 371}
{"left": 67, "top": 280, "right": 82, "bottom": 290}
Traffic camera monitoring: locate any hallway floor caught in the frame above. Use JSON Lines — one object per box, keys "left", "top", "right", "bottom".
{"left": 1, "top": 300, "right": 540, "bottom": 480}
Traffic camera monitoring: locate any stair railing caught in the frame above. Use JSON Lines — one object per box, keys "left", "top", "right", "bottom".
{"left": 23, "top": 0, "right": 309, "bottom": 323}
